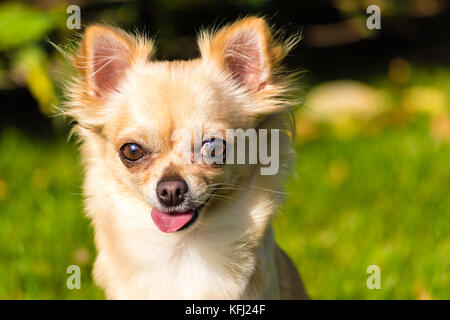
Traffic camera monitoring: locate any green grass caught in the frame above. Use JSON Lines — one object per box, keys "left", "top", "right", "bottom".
{"left": 0, "top": 128, "right": 103, "bottom": 299}
{"left": 275, "top": 116, "right": 450, "bottom": 299}
{"left": 0, "top": 114, "right": 449, "bottom": 299}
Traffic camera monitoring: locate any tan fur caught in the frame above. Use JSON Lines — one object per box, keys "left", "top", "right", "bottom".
{"left": 64, "top": 17, "right": 308, "bottom": 299}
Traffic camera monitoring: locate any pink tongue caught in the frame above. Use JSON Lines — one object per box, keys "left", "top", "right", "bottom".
{"left": 151, "top": 208, "right": 195, "bottom": 233}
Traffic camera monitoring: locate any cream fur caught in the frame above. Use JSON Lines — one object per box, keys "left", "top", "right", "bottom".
{"left": 64, "top": 17, "right": 308, "bottom": 300}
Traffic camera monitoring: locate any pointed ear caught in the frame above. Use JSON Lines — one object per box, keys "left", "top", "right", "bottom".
{"left": 75, "top": 25, "right": 152, "bottom": 96}
{"left": 198, "top": 17, "right": 288, "bottom": 92}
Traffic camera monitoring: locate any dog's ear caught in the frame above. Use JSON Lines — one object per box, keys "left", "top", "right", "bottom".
{"left": 75, "top": 25, "right": 152, "bottom": 97}
{"left": 198, "top": 17, "right": 289, "bottom": 93}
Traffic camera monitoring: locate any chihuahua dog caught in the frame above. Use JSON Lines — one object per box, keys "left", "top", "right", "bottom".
{"left": 64, "top": 16, "right": 308, "bottom": 299}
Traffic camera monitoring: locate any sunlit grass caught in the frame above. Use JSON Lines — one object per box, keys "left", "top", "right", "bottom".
{"left": 274, "top": 116, "right": 450, "bottom": 299}
{"left": 0, "top": 128, "right": 103, "bottom": 299}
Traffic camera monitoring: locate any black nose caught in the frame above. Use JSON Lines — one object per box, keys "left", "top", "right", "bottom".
{"left": 156, "top": 179, "right": 188, "bottom": 207}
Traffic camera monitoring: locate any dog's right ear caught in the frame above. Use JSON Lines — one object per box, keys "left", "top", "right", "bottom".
{"left": 75, "top": 25, "right": 153, "bottom": 97}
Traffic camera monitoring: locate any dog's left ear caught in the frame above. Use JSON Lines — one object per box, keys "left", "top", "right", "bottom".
{"left": 198, "top": 17, "right": 289, "bottom": 93}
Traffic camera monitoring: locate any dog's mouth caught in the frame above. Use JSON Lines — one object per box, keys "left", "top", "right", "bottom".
{"left": 150, "top": 209, "right": 198, "bottom": 233}
{"left": 150, "top": 193, "right": 213, "bottom": 233}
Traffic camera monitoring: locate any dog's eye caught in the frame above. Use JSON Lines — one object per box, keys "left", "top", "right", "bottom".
{"left": 201, "top": 138, "right": 226, "bottom": 164}
{"left": 120, "top": 143, "right": 145, "bottom": 161}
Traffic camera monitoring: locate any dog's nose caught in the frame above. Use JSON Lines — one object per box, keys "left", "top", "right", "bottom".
{"left": 156, "top": 179, "right": 188, "bottom": 207}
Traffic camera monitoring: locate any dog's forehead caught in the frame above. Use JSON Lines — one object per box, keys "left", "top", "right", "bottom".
{"left": 112, "top": 60, "right": 244, "bottom": 139}
{"left": 118, "top": 60, "right": 244, "bottom": 129}
{"left": 124, "top": 61, "right": 216, "bottom": 119}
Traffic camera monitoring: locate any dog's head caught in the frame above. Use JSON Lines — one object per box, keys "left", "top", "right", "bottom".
{"left": 67, "top": 17, "right": 296, "bottom": 234}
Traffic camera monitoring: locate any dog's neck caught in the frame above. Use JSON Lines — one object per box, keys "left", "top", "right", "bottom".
{"left": 92, "top": 218, "right": 279, "bottom": 299}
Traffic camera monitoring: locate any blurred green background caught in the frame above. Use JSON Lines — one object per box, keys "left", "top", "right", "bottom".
{"left": 0, "top": 0, "right": 449, "bottom": 299}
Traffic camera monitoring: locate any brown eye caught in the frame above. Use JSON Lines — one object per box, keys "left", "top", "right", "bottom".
{"left": 120, "top": 143, "right": 145, "bottom": 161}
